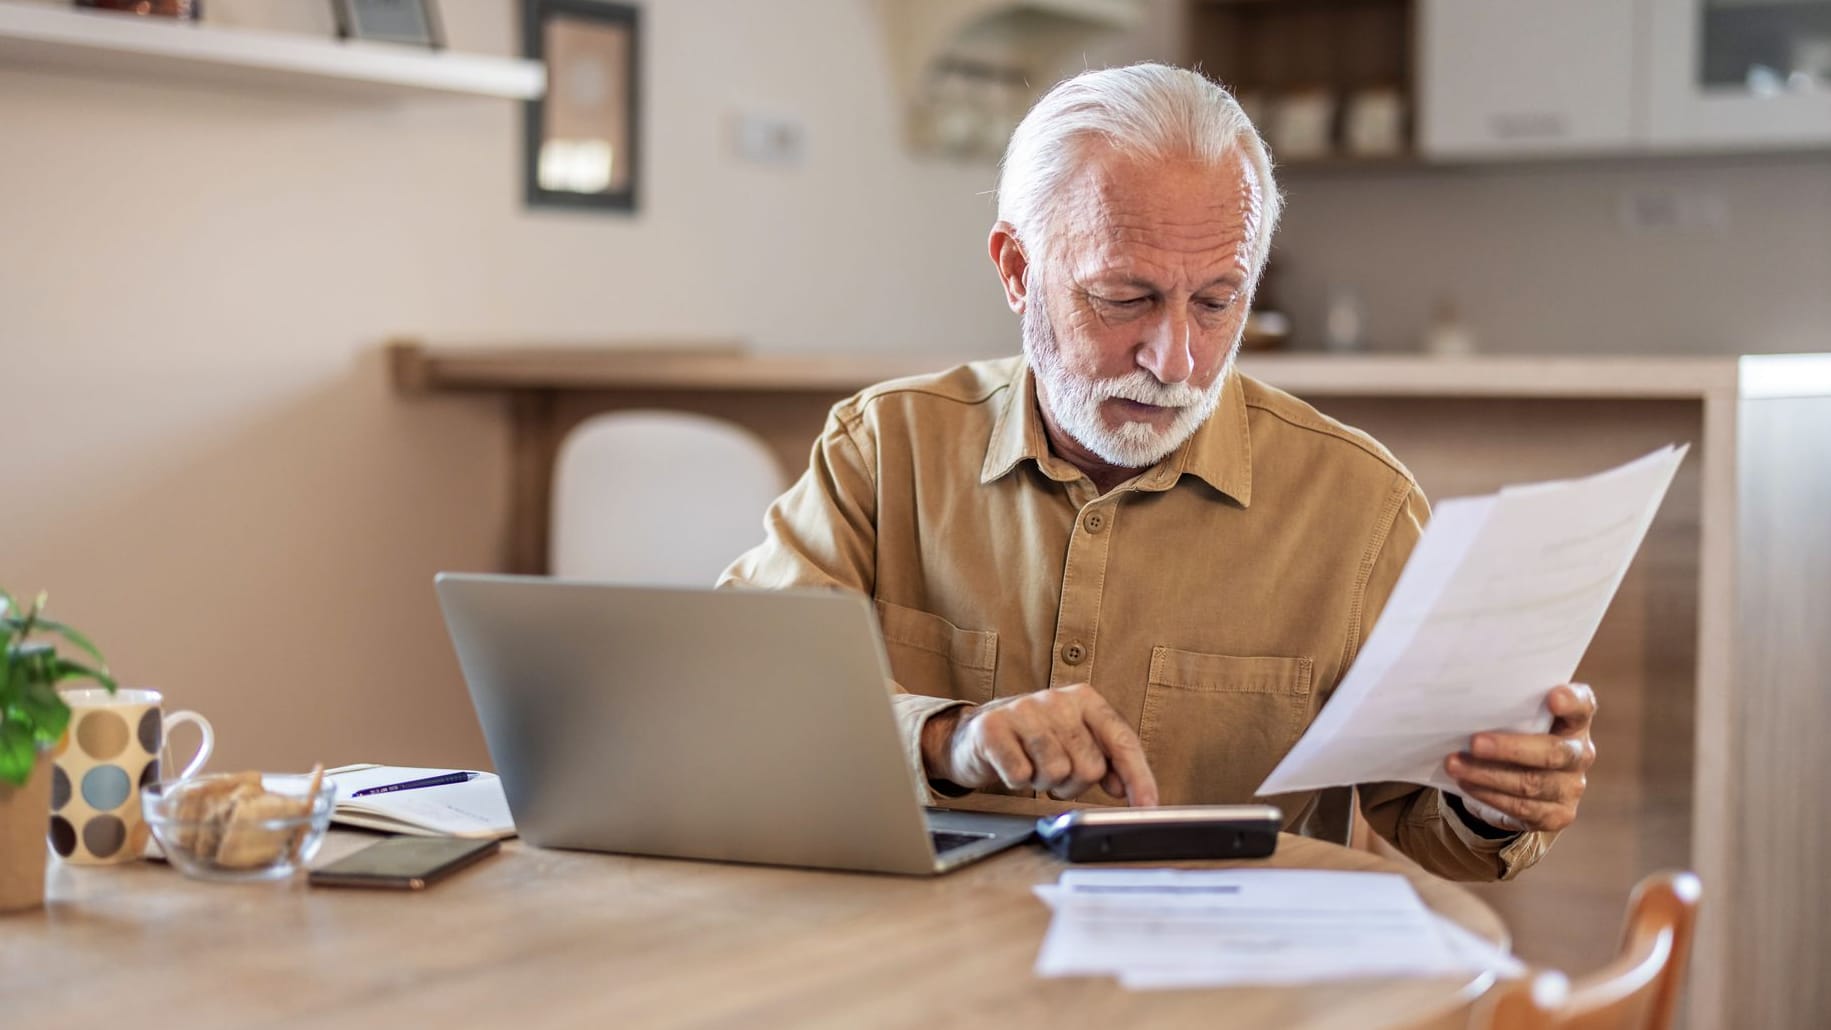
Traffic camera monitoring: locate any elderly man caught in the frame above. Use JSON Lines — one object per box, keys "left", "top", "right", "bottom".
{"left": 722, "top": 64, "right": 1594, "bottom": 881}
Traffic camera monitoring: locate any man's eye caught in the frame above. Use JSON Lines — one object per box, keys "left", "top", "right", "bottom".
{"left": 1101, "top": 296, "right": 1150, "bottom": 308}
{"left": 1197, "top": 298, "right": 1234, "bottom": 313}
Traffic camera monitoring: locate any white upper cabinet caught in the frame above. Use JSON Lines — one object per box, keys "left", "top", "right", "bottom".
{"left": 1418, "top": 0, "right": 1643, "bottom": 158}
{"left": 1418, "top": 0, "right": 1831, "bottom": 160}
{"left": 1645, "top": 0, "right": 1831, "bottom": 151}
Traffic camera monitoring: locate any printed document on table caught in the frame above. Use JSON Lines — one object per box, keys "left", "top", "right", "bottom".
{"left": 1033, "top": 869, "right": 1469, "bottom": 986}
{"left": 1033, "top": 879, "right": 1521, "bottom": 985}
{"left": 1258, "top": 445, "right": 1687, "bottom": 797}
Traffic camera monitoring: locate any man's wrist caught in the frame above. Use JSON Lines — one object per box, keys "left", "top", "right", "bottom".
{"left": 920, "top": 704, "right": 969, "bottom": 789}
{"left": 1444, "top": 792, "right": 1521, "bottom": 841}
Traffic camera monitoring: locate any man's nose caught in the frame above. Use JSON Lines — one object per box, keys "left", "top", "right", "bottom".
{"left": 1137, "top": 308, "right": 1195, "bottom": 385}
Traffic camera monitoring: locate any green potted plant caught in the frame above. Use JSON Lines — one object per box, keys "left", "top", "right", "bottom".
{"left": 2, "top": 591, "right": 115, "bottom": 912}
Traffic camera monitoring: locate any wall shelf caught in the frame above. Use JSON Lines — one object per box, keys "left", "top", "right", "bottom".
{"left": 0, "top": 1, "right": 544, "bottom": 100}
{"left": 1187, "top": 0, "right": 1417, "bottom": 164}
{"left": 887, "top": 0, "right": 1145, "bottom": 158}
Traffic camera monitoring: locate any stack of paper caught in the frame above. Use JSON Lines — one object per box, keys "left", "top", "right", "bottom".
{"left": 1033, "top": 869, "right": 1519, "bottom": 989}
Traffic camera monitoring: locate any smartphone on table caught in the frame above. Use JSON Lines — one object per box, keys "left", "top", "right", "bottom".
{"left": 308, "top": 836, "right": 500, "bottom": 890}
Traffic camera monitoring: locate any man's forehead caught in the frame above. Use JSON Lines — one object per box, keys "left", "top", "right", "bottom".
{"left": 1085, "top": 147, "right": 1257, "bottom": 203}
{"left": 1051, "top": 148, "right": 1261, "bottom": 280}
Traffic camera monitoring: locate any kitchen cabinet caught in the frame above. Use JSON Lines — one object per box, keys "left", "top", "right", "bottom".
{"left": 1418, "top": 0, "right": 1642, "bottom": 158}
{"left": 1646, "top": 0, "right": 1831, "bottom": 150}
{"left": 1416, "top": 0, "right": 1831, "bottom": 160}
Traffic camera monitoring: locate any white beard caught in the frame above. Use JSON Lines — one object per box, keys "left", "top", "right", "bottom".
{"left": 1022, "top": 291, "right": 1231, "bottom": 469}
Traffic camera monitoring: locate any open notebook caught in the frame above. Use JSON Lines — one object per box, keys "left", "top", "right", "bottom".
{"left": 326, "top": 764, "right": 517, "bottom": 840}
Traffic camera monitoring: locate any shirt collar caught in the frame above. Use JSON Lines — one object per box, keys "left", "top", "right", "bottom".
{"left": 980, "top": 359, "right": 1254, "bottom": 507}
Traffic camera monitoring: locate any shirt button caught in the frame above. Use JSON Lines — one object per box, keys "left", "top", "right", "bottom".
{"left": 1082, "top": 511, "right": 1106, "bottom": 534}
{"left": 1062, "top": 642, "right": 1087, "bottom": 666}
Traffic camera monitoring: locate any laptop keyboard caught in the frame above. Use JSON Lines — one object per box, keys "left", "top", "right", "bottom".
{"left": 930, "top": 830, "right": 993, "bottom": 855}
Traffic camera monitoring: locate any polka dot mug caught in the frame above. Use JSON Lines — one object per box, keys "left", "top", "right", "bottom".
{"left": 49, "top": 688, "right": 213, "bottom": 865}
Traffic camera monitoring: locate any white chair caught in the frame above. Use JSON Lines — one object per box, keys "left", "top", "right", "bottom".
{"left": 550, "top": 411, "right": 787, "bottom": 585}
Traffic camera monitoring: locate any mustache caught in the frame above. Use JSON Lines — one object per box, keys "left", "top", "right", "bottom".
{"left": 1089, "top": 370, "right": 1211, "bottom": 408}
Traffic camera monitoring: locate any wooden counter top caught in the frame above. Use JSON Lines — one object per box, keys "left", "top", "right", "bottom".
{"left": 388, "top": 339, "right": 1831, "bottom": 401}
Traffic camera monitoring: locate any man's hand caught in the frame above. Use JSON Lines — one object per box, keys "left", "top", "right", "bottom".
{"left": 1444, "top": 683, "right": 1597, "bottom": 834}
{"left": 921, "top": 684, "right": 1160, "bottom": 807}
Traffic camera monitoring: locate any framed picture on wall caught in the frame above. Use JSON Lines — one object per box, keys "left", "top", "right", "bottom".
{"left": 523, "top": 0, "right": 641, "bottom": 213}
{"left": 332, "top": 0, "right": 445, "bottom": 49}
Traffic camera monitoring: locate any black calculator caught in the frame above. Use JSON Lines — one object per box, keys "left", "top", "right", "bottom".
{"left": 1035, "top": 805, "right": 1283, "bottom": 862}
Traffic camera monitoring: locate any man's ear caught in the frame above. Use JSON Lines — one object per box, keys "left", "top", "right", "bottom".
{"left": 988, "top": 222, "right": 1031, "bottom": 314}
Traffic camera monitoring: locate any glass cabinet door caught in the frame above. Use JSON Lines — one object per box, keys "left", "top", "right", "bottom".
{"left": 1647, "top": 0, "right": 1831, "bottom": 148}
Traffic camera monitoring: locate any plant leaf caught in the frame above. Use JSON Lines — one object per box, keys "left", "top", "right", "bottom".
{"left": 17, "top": 679, "right": 70, "bottom": 745}
{"left": 30, "top": 617, "right": 107, "bottom": 666}
{"left": 52, "top": 657, "right": 116, "bottom": 691}
{"left": 0, "top": 718, "right": 34, "bottom": 788}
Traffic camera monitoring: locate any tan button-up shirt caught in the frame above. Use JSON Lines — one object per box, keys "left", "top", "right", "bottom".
{"left": 721, "top": 357, "right": 1551, "bottom": 881}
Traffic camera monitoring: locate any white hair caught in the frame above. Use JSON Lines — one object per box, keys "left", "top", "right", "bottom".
{"left": 995, "top": 63, "right": 1281, "bottom": 285}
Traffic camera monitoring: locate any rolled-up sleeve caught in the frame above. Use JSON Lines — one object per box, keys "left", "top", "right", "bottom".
{"left": 718, "top": 403, "right": 966, "bottom": 796}
{"left": 1350, "top": 482, "right": 1557, "bottom": 882}
{"left": 719, "top": 403, "right": 880, "bottom": 595}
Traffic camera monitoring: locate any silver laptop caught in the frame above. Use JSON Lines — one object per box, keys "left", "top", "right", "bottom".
{"left": 434, "top": 573, "right": 1035, "bottom": 875}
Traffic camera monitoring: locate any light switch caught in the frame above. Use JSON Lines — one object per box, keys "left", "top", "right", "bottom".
{"left": 1618, "top": 189, "right": 1730, "bottom": 235}
{"left": 731, "top": 112, "right": 806, "bottom": 167}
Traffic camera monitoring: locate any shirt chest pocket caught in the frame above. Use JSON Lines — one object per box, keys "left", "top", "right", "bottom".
{"left": 1139, "top": 647, "right": 1314, "bottom": 807}
{"left": 875, "top": 600, "right": 998, "bottom": 704}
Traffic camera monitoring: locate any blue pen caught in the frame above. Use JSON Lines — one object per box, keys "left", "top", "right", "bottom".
{"left": 349, "top": 771, "right": 481, "bottom": 797}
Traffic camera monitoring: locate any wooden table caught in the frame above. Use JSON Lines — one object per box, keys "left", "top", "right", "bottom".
{"left": 391, "top": 342, "right": 1831, "bottom": 1029}
{"left": 2, "top": 831, "right": 1504, "bottom": 1029}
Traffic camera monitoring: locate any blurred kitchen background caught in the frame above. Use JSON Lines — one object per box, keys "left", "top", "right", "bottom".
{"left": 2, "top": 1, "right": 1828, "bottom": 1021}
{"left": 6, "top": 0, "right": 1827, "bottom": 758}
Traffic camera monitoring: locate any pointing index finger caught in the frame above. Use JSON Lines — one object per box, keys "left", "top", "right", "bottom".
{"left": 1084, "top": 704, "right": 1159, "bottom": 807}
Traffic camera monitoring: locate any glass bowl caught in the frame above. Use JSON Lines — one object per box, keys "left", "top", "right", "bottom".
{"left": 142, "top": 772, "right": 336, "bottom": 882}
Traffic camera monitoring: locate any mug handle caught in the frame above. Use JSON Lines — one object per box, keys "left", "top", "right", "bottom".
{"left": 162, "top": 710, "right": 214, "bottom": 780}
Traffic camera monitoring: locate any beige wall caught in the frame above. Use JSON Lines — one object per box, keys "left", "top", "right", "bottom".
{"left": 3, "top": 0, "right": 1823, "bottom": 774}
{"left": 0, "top": 0, "right": 1169, "bottom": 771}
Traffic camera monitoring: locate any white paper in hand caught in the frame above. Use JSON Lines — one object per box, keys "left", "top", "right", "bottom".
{"left": 1257, "top": 445, "right": 1686, "bottom": 797}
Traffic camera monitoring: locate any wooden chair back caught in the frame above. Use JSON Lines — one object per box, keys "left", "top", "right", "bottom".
{"left": 1479, "top": 870, "right": 1701, "bottom": 1030}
